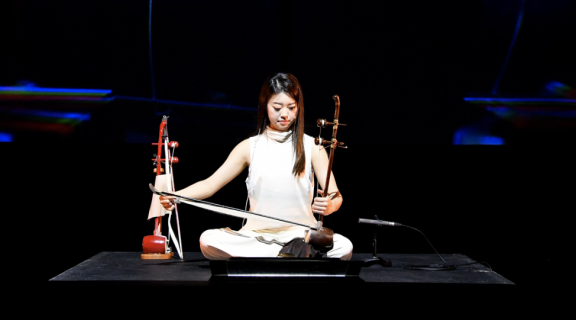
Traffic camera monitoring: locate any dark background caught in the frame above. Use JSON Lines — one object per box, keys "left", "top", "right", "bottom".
{"left": 2, "top": 0, "right": 575, "bottom": 288}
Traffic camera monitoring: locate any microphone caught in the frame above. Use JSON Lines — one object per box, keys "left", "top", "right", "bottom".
{"left": 358, "top": 218, "right": 403, "bottom": 227}
{"left": 358, "top": 217, "right": 459, "bottom": 270}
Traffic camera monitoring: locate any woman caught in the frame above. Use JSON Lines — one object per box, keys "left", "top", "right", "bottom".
{"left": 160, "top": 73, "right": 353, "bottom": 260}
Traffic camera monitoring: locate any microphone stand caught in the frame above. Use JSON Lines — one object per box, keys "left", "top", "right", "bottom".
{"left": 363, "top": 216, "right": 392, "bottom": 267}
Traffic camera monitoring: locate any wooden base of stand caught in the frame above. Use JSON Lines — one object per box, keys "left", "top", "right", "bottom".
{"left": 141, "top": 252, "right": 174, "bottom": 260}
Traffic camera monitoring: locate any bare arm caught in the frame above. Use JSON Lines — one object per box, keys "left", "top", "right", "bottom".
{"left": 160, "top": 139, "right": 250, "bottom": 210}
{"left": 311, "top": 144, "right": 343, "bottom": 216}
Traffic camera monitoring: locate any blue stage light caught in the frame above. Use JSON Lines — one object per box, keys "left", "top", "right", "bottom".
{"left": 5, "top": 109, "right": 91, "bottom": 121}
{"left": 0, "top": 86, "right": 111, "bottom": 95}
{"left": 477, "top": 136, "right": 504, "bottom": 145}
{"left": 0, "top": 132, "right": 13, "bottom": 142}
{"left": 464, "top": 97, "right": 576, "bottom": 104}
{"left": 453, "top": 129, "right": 504, "bottom": 145}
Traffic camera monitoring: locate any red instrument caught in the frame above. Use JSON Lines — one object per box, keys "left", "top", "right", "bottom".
{"left": 142, "top": 116, "right": 181, "bottom": 260}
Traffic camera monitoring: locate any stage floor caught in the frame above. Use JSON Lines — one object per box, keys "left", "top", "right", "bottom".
{"left": 50, "top": 252, "right": 513, "bottom": 285}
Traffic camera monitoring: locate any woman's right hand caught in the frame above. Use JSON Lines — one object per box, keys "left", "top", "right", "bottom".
{"left": 159, "top": 195, "right": 176, "bottom": 211}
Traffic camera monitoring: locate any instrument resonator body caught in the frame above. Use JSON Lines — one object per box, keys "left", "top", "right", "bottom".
{"left": 142, "top": 235, "right": 168, "bottom": 254}
{"left": 305, "top": 227, "right": 334, "bottom": 252}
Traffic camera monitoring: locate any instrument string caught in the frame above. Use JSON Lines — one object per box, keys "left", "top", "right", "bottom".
{"left": 165, "top": 134, "right": 183, "bottom": 259}
{"left": 170, "top": 163, "right": 183, "bottom": 258}
{"left": 315, "top": 126, "right": 322, "bottom": 221}
{"left": 163, "top": 137, "right": 171, "bottom": 246}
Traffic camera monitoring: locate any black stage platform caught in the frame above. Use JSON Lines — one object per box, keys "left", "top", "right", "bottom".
{"left": 50, "top": 252, "right": 513, "bottom": 285}
{"left": 45, "top": 252, "right": 518, "bottom": 308}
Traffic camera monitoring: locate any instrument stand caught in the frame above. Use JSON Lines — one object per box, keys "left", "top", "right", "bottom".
{"left": 363, "top": 228, "right": 392, "bottom": 267}
{"left": 141, "top": 252, "right": 173, "bottom": 260}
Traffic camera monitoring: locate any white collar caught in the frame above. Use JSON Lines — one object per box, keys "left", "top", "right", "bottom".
{"left": 266, "top": 127, "right": 293, "bottom": 143}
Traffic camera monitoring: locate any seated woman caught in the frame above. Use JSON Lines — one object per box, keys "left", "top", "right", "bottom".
{"left": 160, "top": 72, "right": 353, "bottom": 260}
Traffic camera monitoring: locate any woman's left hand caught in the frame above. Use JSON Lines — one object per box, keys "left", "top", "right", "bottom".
{"left": 312, "top": 190, "right": 336, "bottom": 216}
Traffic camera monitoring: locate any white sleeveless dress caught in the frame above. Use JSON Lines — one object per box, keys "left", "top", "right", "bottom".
{"left": 199, "top": 129, "right": 353, "bottom": 260}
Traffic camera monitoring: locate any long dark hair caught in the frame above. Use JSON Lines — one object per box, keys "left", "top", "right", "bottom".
{"left": 255, "top": 73, "right": 305, "bottom": 177}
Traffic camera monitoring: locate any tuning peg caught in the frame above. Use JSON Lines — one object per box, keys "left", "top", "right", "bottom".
{"left": 317, "top": 118, "right": 329, "bottom": 128}
{"left": 317, "top": 118, "right": 347, "bottom": 128}
{"left": 338, "top": 142, "right": 347, "bottom": 149}
{"left": 151, "top": 157, "right": 179, "bottom": 163}
{"left": 317, "top": 118, "right": 338, "bottom": 128}
{"left": 152, "top": 141, "right": 179, "bottom": 147}
{"left": 314, "top": 137, "right": 332, "bottom": 146}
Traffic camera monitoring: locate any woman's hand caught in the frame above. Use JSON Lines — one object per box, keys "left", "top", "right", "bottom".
{"left": 311, "top": 143, "right": 342, "bottom": 216}
{"left": 312, "top": 190, "right": 337, "bottom": 216}
{"left": 159, "top": 195, "right": 176, "bottom": 211}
